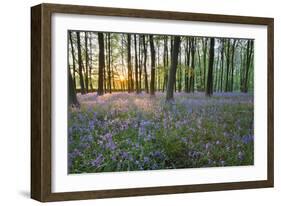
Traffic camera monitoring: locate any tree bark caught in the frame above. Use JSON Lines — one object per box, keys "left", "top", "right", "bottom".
{"left": 69, "top": 31, "right": 76, "bottom": 90}
{"left": 127, "top": 34, "right": 133, "bottom": 93}
{"left": 149, "top": 35, "right": 156, "bottom": 96}
{"left": 134, "top": 34, "right": 139, "bottom": 93}
{"left": 220, "top": 39, "right": 225, "bottom": 92}
{"left": 97, "top": 33, "right": 105, "bottom": 96}
{"left": 166, "top": 36, "right": 181, "bottom": 101}
{"left": 142, "top": 35, "right": 149, "bottom": 93}
{"left": 107, "top": 34, "right": 112, "bottom": 93}
{"left": 230, "top": 40, "right": 237, "bottom": 92}
{"left": 76, "top": 32, "right": 86, "bottom": 94}
{"left": 225, "top": 39, "right": 231, "bottom": 92}
{"left": 206, "top": 38, "right": 215, "bottom": 96}
{"left": 84, "top": 32, "right": 89, "bottom": 93}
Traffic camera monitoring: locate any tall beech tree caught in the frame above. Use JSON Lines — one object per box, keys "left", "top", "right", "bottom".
{"left": 69, "top": 31, "right": 76, "bottom": 90}
{"left": 127, "top": 34, "right": 133, "bottom": 93}
{"left": 142, "top": 35, "right": 149, "bottom": 93}
{"left": 149, "top": 35, "right": 156, "bottom": 96}
{"left": 68, "top": 31, "right": 79, "bottom": 106}
{"left": 97, "top": 33, "right": 105, "bottom": 96}
{"left": 206, "top": 38, "right": 215, "bottom": 96}
{"left": 134, "top": 34, "right": 140, "bottom": 93}
{"left": 230, "top": 39, "right": 237, "bottom": 91}
{"left": 220, "top": 39, "right": 225, "bottom": 92}
{"left": 242, "top": 40, "right": 254, "bottom": 92}
{"left": 84, "top": 32, "right": 89, "bottom": 93}
{"left": 225, "top": 39, "right": 231, "bottom": 92}
{"left": 76, "top": 31, "right": 86, "bottom": 94}
{"left": 166, "top": 36, "right": 181, "bottom": 101}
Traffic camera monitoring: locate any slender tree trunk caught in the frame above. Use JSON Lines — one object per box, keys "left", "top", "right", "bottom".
{"left": 162, "top": 36, "right": 168, "bottom": 92}
{"left": 220, "top": 39, "right": 225, "bottom": 92}
{"left": 214, "top": 53, "right": 220, "bottom": 92}
{"left": 149, "top": 35, "right": 156, "bottom": 96}
{"left": 225, "top": 39, "right": 231, "bottom": 92}
{"left": 88, "top": 32, "right": 93, "bottom": 92}
{"left": 68, "top": 31, "right": 79, "bottom": 106}
{"left": 142, "top": 35, "right": 149, "bottom": 93}
{"left": 230, "top": 40, "right": 237, "bottom": 91}
{"left": 206, "top": 38, "right": 215, "bottom": 96}
{"left": 76, "top": 32, "right": 86, "bottom": 94}
{"left": 68, "top": 63, "right": 79, "bottom": 106}
{"left": 197, "top": 47, "right": 202, "bottom": 90}
{"left": 166, "top": 36, "right": 181, "bottom": 101}
{"left": 178, "top": 45, "right": 182, "bottom": 92}
{"left": 84, "top": 32, "right": 89, "bottom": 93}
{"left": 185, "top": 38, "right": 191, "bottom": 93}
{"left": 202, "top": 38, "right": 208, "bottom": 90}
{"left": 243, "top": 40, "right": 254, "bottom": 92}
{"left": 97, "top": 33, "right": 105, "bottom": 95}
{"left": 138, "top": 35, "right": 142, "bottom": 92}
{"left": 69, "top": 31, "right": 77, "bottom": 90}
{"left": 134, "top": 34, "right": 139, "bottom": 93}
{"left": 127, "top": 34, "right": 133, "bottom": 93}
{"left": 190, "top": 38, "right": 196, "bottom": 93}
{"left": 107, "top": 34, "right": 112, "bottom": 93}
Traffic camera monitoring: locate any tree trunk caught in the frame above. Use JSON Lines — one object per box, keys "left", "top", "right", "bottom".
{"left": 97, "top": 33, "right": 105, "bottom": 96}
{"left": 127, "top": 34, "right": 133, "bottom": 93}
{"left": 149, "top": 35, "right": 156, "bottom": 96}
{"left": 162, "top": 36, "right": 168, "bottom": 92}
{"left": 166, "top": 36, "right": 181, "bottom": 101}
{"left": 202, "top": 38, "right": 208, "bottom": 90}
{"left": 134, "top": 34, "right": 139, "bottom": 93}
{"left": 88, "top": 32, "right": 93, "bottom": 92}
{"left": 138, "top": 35, "right": 142, "bottom": 92}
{"left": 225, "top": 39, "right": 231, "bottom": 92}
{"left": 243, "top": 40, "right": 254, "bottom": 93}
{"left": 206, "top": 38, "right": 215, "bottom": 96}
{"left": 220, "top": 39, "right": 225, "bottom": 92}
{"left": 68, "top": 63, "right": 79, "bottom": 106}
{"left": 76, "top": 32, "right": 86, "bottom": 94}
{"left": 178, "top": 45, "right": 182, "bottom": 92}
{"left": 107, "top": 34, "right": 112, "bottom": 93}
{"left": 190, "top": 38, "right": 196, "bottom": 93}
{"left": 69, "top": 31, "right": 77, "bottom": 90}
{"left": 230, "top": 40, "right": 237, "bottom": 91}
{"left": 142, "top": 35, "right": 149, "bottom": 93}
{"left": 185, "top": 38, "right": 191, "bottom": 93}
{"left": 84, "top": 32, "right": 89, "bottom": 93}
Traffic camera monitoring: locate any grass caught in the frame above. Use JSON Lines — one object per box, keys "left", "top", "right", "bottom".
{"left": 68, "top": 92, "right": 254, "bottom": 174}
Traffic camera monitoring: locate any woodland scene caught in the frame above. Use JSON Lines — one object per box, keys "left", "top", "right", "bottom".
{"left": 68, "top": 30, "right": 254, "bottom": 174}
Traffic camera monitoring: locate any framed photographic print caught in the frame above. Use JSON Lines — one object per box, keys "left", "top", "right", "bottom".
{"left": 31, "top": 3, "right": 274, "bottom": 202}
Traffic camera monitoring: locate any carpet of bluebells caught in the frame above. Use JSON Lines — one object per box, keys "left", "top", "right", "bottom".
{"left": 68, "top": 92, "right": 254, "bottom": 174}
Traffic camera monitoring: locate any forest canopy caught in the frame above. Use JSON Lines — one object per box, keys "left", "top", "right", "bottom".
{"left": 68, "top": 31, "right": 254, "bottom": 106}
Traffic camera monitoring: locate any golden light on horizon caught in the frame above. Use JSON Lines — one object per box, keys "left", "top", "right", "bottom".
{"left": 120, "top": 75, "right": 125, "bottom": 81}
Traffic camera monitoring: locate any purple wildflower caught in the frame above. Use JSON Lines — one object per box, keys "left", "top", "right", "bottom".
{"left": 91, "top": 154, "right": 104, "bottom": 167}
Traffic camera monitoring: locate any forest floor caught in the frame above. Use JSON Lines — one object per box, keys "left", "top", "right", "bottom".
{"left": 68, "top": 92, "right": 254, "bottom": 174}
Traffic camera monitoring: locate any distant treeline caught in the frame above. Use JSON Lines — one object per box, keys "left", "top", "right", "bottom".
{"left": 68, "top": 31, "right": 254, "bottom": 105}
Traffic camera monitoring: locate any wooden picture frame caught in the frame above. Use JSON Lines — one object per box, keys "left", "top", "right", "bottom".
{"left": 31, "top": 3, "right": 274, "bottom": 202}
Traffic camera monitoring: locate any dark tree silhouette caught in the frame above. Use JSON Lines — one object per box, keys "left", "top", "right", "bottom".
{"left": 206, "top": 38, "right": 215, "bottom": 96}
{"left": 127, "top": 34, "right": 133, "bottom": 93}
{"left": 76, "top": 31, "right": 86, "bottom": 94}
{"left": 220, "top": 39, "right": 225, "bottom": 92}
{"left": 142, "top": 35, "right": 149, "bottom": 93}
{"left": 225, "top": 39, "right": 231, "bottom": 92}
{"left": 134, "top": 34, "right": 140, "bottom": 93}
{"left": 97, "top": 33, "right": 105, "bottom": 96}
{"left": 69, "top": 31, "right": 76, "bottom": 90}
{"left": 166, "top": 36, "right": 181, "bottom": 101}
{"left": 149, "top": 35, "right": 156, "bottom": 96}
